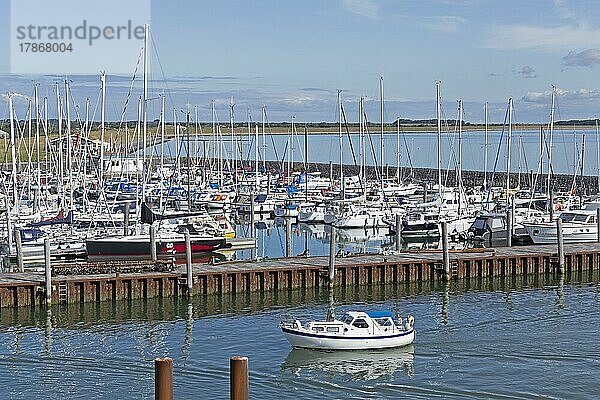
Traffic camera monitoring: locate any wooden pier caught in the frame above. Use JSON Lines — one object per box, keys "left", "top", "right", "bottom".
{"left": 0, "top": 243, "right": 598, "bottom": 308}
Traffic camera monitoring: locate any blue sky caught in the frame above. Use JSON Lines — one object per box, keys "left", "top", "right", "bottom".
{"left": 2, "top": 0, "right": 600, "bottom": 123}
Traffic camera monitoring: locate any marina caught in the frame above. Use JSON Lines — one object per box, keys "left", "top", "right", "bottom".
{"left": 3, "top": 1, "right": 600, "bottom": 398}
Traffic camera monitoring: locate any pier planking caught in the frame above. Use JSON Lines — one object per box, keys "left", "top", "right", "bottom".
{"left": 0, "top": 243, "right": 598, "bottom": 308}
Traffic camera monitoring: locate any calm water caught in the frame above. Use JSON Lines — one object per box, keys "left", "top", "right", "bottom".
{"left": 154, "top": 129, "right": 600, "bottom": 176}
{"left": 0, "top": 272, "right": 598, "bottom": 399}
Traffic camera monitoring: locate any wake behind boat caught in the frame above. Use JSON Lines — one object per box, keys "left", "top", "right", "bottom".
{"left": 280, "top": 311, "right": 415, "bottom": 350}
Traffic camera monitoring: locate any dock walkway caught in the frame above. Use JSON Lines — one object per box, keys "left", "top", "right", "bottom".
{"left": 0, "top": 243, "right": 597, "bottom": 307}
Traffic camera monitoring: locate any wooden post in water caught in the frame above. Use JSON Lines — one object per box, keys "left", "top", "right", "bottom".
{"left": 556, "top": 218, "right": 564, "bottom": 274}
{"left": 123, "top": 202, "right": 130, "bottom": 236}
{"left": 395, "top": 214, "right": 402, "bottom": 252}
{"left": 150, "top": 225, "right": 157, "bottom": 261}
{"left": 506, "top": 200, "right": 512, "bottom": 247}
{"left": 441, "top": 221, "right": 449, "bottom": 279}
{"left": 185, "top": 228, "right": 193, "bottom": 294}
{"left": 423, "top": 183, "right": 428, "bottom": 203}
{"left": 154, "top": 357, "right": 173, "bottom": 400}
{"left": 285, "top": 218, "right": 292, "bottom": 257}
{"left": 329, "top": 161, "right": 333, "bottom": 183}
{"left": 328, "top": 227, "right": 336, "bottom": 288}
{"left": 15, "top": 228, "right": 23, "bottom": 272}
{"left": 230, "top": 356, "right": 248, "bottom": 400}
{"left": 596, "top": 208, "right": 600, "bottom": 243}
{"left": 44, "top": 238, "right": 52, "bottom": 307}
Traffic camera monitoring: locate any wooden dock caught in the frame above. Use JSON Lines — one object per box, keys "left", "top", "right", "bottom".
{"left": 0, "top": 243, "right": 598, "bottom": 308}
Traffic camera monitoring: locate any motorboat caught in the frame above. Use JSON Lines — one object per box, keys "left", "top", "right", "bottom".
{"left": 280, "top": 311, "right": 415, "bottom": 350}
{"left": 523, "top": 208, "right": 599, "bottom": 244}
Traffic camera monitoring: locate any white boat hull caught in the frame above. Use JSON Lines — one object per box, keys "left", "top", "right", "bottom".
{"left": 524, "top": 223, "right": 598, "bottom": 244}
{"left": 281, "top": 327, "right": 415, "bottom": 350}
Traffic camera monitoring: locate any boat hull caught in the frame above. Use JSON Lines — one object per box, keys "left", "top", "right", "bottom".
{"left": 86, "top": 236, "right": 226, "bottom": 259}
{"left": 281, "top": 327, "right": 415, "bottom": 350}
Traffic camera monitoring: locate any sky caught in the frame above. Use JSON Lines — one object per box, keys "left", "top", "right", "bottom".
{"left": 1, "top": 0, "right": 600, "bottom": 123}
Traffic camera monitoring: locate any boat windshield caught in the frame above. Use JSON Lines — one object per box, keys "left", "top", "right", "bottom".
{"left": 340, "top": 314, "right": 354, "bottom": 325}
{"left": 471, "top": 218, "right": 486, "bottom": 230}
{"left": 559, "top": 213, "right": 576, "bottom": 222}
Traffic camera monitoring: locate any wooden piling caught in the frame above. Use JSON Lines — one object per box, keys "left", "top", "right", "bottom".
{"left": 395, "top": 214, "right": 401, "bottom": 252}
{"left": 328, "top": 227, "right": 336, "bottom": 288}
{"left": 150, "top": 225, "right": 157, "bottom": 261}
{"left": 44, "top": 238, "right": 51, "bottom": 306}
{"left": 123, "top": 202, "right": 130, "bottom": 236}
{"left": 15, "top": 228, "right": 23, "bottom": 272}
{"left": 154, "top": 357, "right": 173, "bottom": 400}
{"left": 441, "top": 221, "right": 449, "bottom": 279}
{"left": 557, "top": 218, "right": 564, "bottom": 274}
{"left": 185, "top": 229, "right": 193, "bottom": 293}
{"left": 230, "top": 356, "right": 248, "bottom": 400}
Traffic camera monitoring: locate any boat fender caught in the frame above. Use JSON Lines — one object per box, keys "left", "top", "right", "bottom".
{"left": 405, "top": 315, "right": 415, "bottom": 330}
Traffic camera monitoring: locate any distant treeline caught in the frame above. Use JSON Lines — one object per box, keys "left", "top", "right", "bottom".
{"left": 0, "top": 118, "right": 598, "bottom": 134}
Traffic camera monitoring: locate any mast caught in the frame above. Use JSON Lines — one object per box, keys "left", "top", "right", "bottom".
{"left": 596, "top": 118, "right": 600, "bottom": 193}
{"left": 8, "top": 94, "right": 18, "bottom": 213}
{"left": 484, "top": 101, "right": 488, "bottom": 191}
{"left": 65, "top": 80, "right": 73, "bottom": 213}
{"left": 380, "top": 76, "right": 384, "bottom": 190}
{"left": 547, "top": 84, "right": 556, "bottom": 195}
{"left": 255, "top": 123, "right": 259, "bottom": 191}
{"left": 142, "top": 23, "right": 149, "bottom": 201}
{"left": 506, "top": 98, "right": 513, "bottom": 201}
{"left": 436, "top": 82, "right": 442, "bottom": 197}
{"left": 457, "top": 99, "right": 463, "bottom": 216}
{"left": 56, "top": 82, "right": 63, "bottom": 196}
{"left": 396, "top": 116, "right": 400, "bottom": 185}
{"left": 34, "top": 84, "right": 41, "bottom": 212}
{"left": 338, "top": 90, "right": 344, "bottom": 200}
{"left": 160, "top": 95, "right": 165, "bottom": 171}
{"left": 230, "top": 96, "right": 235, "bottom": 182}
{"left": 261, "top": 105, "right": 266, "bottom": 175}
{"left": 100, "top": 72, "right": 106, "bottom": 188}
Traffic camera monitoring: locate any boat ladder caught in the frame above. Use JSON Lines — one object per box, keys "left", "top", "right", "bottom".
{"left": 58, "top": 282, "right": 68, "bottom": 303}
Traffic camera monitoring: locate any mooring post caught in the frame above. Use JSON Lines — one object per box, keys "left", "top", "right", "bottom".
{"left": 596, "top": 208, "right": 600, "bottom": 243}
{"left": 154, "top": 357, "right": 173, "bottom": 400}
{"left": 506, "top": 200, "right": 513, "bottom": 247}
{"left": 328, "top": 227, "right": 336, "bottom": 288}
{"left": 285, "top": 218, "right": 292, "bottom": 257}
{"left": 549, "top": 190, "right": 554, "bottom": 222}
{"left": 329, "top": 161, "right": 333, "bottom": 183}
{"left": 150, "top": 224, "right": 157, "bottom": 261}
{"left": 44, "top": 237, "right": 52, "bottom": 307}
{"left": 250, "top": 198, "right": 256, "bottom": 260}
{"left": 423, "top": 183, "right": 428, "bottom": 203}
{"left": 441, "top": 221, "right": 450, "bottom": 279}
{"left": 185, "top": 228, "right": 193, "bottom": 294}
{"left": 15, "top": 228, "right": 23, "bottom": 272}
{"left": 395, "top": 214, "right": 402, "bottom": 252}
{"left": 556, "top": 217, "right": 564, "bottom": 274}
{"left": 123, "top": 202, "right": 130, "bottom": 236}
{"left": 230, "top": 356, "right": 248, "bottom": 400}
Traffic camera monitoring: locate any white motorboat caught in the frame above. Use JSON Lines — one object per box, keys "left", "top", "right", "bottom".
{"left": 280, "top": 311, "right": 415, "bottom": 350}
{"left": 523, "top": 208, "right": 599, "bottom": 244}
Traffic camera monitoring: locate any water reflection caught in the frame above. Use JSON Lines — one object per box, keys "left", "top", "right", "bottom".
{"left": 281, "top": 346, "right": 415, "bottom": 381}
{"left": 556, "top": 275, "right": 565, "bottom": 311}
{"left": 182, "top": 302, "right": 193, "bottom": 364}
{"left": 44, "top": 309, "right": 52, "bottom": 356}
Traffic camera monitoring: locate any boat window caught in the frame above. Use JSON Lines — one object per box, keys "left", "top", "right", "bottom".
{"left": 491, "top": 218, "right": 504, "bottom": 229}
{"left": 341, "top": 314, "right": 354, "bottom": 325}
{"left": 559, "top": 213, "right": 576, "bottom": 222}
{"left": 374, "top": 318, "right": 392, "bottom": 326}
{"left": 573, "top": 214, "right": 588, "bottom": 223}
{"left": 352, "top": 318, "right": 369, "bottom": 328}
{"left": 326, "top": 327, "right": 339, "bottom": 333}
{"left": 472, "top": 219, "right": 486, "bottom": 229}
{"left": 311, "top": 326, "right": 325, "bottom": 332}
{"left": 590, "top": 216, "right": 596, "bottom": 224}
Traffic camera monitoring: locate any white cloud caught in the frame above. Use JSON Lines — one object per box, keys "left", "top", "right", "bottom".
{"left": 485, "top": 23, "right": 600, "bottom": 50}
{"left": 562, "top": 49, "right": 600, "bottom": 67}
{"left": 522, "top": 87, "right": 600, "bottom": 103}
{"left": 339, "top": 0, "right": 380, "bottom": 19}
